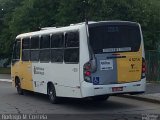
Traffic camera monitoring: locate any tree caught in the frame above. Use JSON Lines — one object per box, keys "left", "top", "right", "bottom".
{"left": 56, "top": 0, "right": 160, "bottom": 49}
{"left": 0, "top": 0, "right": 60, "bottom": 58}
{"left": 0, "top": 0, "right": 160, "bottom": 59}
{"left": 0, "top": 0, "right": 23, "bottom": 58}
{"left": 56, "top": 0, "right": 85, "bottom": 25}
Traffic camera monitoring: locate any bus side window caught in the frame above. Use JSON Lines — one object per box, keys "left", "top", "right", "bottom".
{"left": 30, "top": 36, "right": 40, "bottom": 62}
{"left": 51, "top": 33, "right": 64, "bottom": 63}
{"left": 64, "top": 31, "right": 79, "bottom": 63}
{"left": 40, "top": 35, "right": 50, "bottom": 62}
{"left": 51, "top": 33, "right": 64, "bottom": 48}
{"left": 12, "top": 39, "right": 21, "bottom": 60}
{"left": 65, "top": 31, "right": 79, "bottom": 47}
{"left": 22, "top": 38, "right": 30, "bottom": 61}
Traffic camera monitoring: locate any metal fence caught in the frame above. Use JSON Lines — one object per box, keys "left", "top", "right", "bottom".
{"left": 146, "top": 50, "right": 160, "bottom": 82}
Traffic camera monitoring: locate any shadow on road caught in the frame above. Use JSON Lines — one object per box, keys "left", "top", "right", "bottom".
{"left": 0, "top": 82, "right": 138, "bottom": 114}
{"left": 22, "top": 91, "right": 135, "bottom": 111}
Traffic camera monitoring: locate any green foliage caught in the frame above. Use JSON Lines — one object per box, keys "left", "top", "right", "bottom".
{"left": 0, "top": 0, "right": 23, "bottom": 58}
{"left": 0, "top": 0, "right": 159, "bottom": 58}
{"left": 10, "top": 0, "right": 59, "bottom": 37}
{"left": 56, "top": 0, "right": 84, "bottom": 25}
{"left": 0, "top": 67, "right": 11, "bottom": 74}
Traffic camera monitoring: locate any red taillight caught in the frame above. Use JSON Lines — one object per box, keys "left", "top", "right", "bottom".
{"left": 84, "top": 62, "right": 92, "bottom": 82}
{"left": 142, "top": 60, "right": 146, "bottom": 73}
{"left": 142, "top": 67, "right": 146, "bottom": 73}
{"left": 141, "top": 58, "right": 146, "bottom": 79}
{"left": 85, "top": 71, "right": 91, "bottom": 76}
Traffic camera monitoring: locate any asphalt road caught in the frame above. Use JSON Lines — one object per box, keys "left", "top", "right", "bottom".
{"left": 0, "top": 81, "right": 160, "bottom": 120}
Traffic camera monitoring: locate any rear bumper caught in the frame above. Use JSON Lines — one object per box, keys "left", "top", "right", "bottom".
{"left": 81, "top": 78, "right": 146, "bottom": 97}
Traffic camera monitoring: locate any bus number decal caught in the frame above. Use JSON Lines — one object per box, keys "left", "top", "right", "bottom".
{"left": 129, "top": 58, "right": 140, "bottom": 61}
{"left": 100, "top": 60, "right": 113, "bottom": 70}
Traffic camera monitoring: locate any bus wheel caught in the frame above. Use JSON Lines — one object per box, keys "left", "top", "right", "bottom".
{"left": 92, "top": 95, "right": 109, "bottom": 102}
{"left": 15, "top": 78, "right": 23, "bottom": 95}
{"left": 48, "top": 84, "right": 59, "bottom": 104}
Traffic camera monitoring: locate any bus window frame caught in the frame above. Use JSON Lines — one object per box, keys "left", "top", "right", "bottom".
{"left": 30, "top": 35, "right": 40, "bottom": 62}
{"left": 50, "top": 33, "right": 64, "bottom": 64}
{"left": 22, "top": 37, "right": 31, "bottom": 61}
{"left": 12, "top": 39, "right": 21, "bottom": 61}
{"left": 64, "top": 31, "right": 80, "bottom": 64}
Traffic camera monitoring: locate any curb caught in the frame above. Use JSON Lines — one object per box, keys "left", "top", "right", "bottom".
{"left": 0, "top": 79, "right": 12, "bottom": 83}
{"left": 118, "top": 94, "right": 160, "bottom": 104}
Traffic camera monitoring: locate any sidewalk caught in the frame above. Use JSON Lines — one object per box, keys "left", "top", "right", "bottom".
{"left": 121, "top": 83, "right": 160, "bottom": 104}
{"left": 0, "top": 74, "right": 11, "bottom": 82}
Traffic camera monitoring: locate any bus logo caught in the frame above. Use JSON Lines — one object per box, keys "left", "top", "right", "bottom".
{"left": 131, "top": 64, "right": 135, "bottom": 69}
{"left": 34, "top": 66, "right": 44, "bottom": 75}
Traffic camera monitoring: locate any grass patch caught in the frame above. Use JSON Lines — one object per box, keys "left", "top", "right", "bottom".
{"left": 0, "top": 67, "right": 11, "bottom": 74}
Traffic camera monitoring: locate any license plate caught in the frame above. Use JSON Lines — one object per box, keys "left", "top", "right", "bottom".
{"left": 112, "top": 87, "right": 123, "bottom": 92}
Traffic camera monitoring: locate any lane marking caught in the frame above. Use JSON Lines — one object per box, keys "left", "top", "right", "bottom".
{"left": 0, "top": 79, "right": 12, "bottom": 82}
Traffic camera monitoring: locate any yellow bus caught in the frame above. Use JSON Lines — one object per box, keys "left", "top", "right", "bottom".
{"left": 11, "top": 21, "right": 146, "bottom": 103}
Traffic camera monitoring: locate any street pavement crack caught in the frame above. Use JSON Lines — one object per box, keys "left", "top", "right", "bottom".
{"left": 15, "top": 107, "right": 21, "bottom": 114}
{"left": 7, "top": 103, "right": 21, "bottom": 114}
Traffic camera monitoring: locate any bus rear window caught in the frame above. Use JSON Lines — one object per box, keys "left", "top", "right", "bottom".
{"left": 89, "top": 24, "right": 141, "bottom": 53}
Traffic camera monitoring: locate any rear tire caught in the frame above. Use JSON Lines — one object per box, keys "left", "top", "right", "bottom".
{"left": 48, "top": 84, "right": 59, "bottom": 104}
{"left": 15, "top": 78, "right": 23, "bottom": 95}
{"left": 92, "top": 95, "right": 109, "bottom": 102}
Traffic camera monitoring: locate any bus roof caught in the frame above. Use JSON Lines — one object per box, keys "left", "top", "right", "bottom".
{"left": 16, "top": 22, "right": 84, "bottom": 39}
{"left": 16, "top": 21, "right": 139, "bottom": 39}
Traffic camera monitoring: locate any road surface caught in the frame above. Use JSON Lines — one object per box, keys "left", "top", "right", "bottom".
{"left": 0, "top": 81, "right": 160, "bottom": 120}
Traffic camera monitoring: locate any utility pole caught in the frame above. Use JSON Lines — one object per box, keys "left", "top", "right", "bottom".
{"left": 83, "top": 0, "right": 89, "bottom": 23}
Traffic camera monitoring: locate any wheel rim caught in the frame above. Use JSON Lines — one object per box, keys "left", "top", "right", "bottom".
{"left": 49, "top": 89, "right": 55, "bottom": 101}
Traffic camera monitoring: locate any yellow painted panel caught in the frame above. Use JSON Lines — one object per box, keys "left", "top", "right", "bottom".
{"left": 117, "top": 50, "right": 142, "bottom": 83}
{"left": 11, "top": 39, "right": 33, "bottom": 91}
{"left": 11, "top": 61, "right": 33, "bottom": 91}
{"left": 11, "top": 62, "right": 20, "bottom": 87}
{"left": 20, "top": 61, "right": 33, "bottom": 91}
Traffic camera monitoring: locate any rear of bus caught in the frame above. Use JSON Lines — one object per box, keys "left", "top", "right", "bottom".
{"left": 82, "top": 21, "right": 146, "bottom": 97}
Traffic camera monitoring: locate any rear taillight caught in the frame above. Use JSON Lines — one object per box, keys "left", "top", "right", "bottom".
{"left": 141, "top": 58, "right": 146, "bottom": 79}
{"left": 84, "top": 62, "right": 92, "bottom": 83}
{"left": 85, "top": 71, "right": 91, "bottom": 76}
{"left": 142, "top": 64, "right": 146, "bottom": 73}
